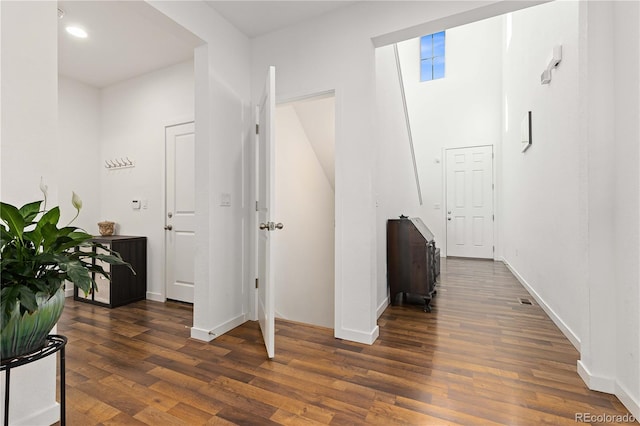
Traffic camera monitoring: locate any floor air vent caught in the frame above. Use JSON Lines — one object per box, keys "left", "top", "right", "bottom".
{"left": 518, "top": 297, "right": 533, "bottom": 305}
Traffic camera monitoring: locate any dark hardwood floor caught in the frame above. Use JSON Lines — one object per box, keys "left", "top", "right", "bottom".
{"left": 55, "top": 258, "right": 631, "bottom": 425}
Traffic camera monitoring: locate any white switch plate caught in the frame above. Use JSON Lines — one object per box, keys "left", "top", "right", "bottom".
{"left": 132, "top": 200, "right": 140, "bottom": 210}
{"left": 220, "top": 193, "right": 231, "bottom": 207}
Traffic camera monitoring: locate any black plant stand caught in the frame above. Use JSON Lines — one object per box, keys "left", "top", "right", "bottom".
{"left": 1, "top": 335, "right": 67, "bottom": 426}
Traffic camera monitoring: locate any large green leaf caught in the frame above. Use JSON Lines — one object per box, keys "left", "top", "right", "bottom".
{"left": 0, "top": 202, "right": 25, "bottom": 241}
{"left": 40, "top": 223, "right": 59, "bottom": 251}
{"left": 37, "top": 206, "right": 60, "bottom": 227}
{"left": 61, "top": 259, "right": 93, "bottom": 293}
{"left": 23, "top": 228, "right": 43, "bottom": 248}
{"left": 0, "top": 286, "right": 20, "bottom": 325}
{"left": 19, "top": 200, "right": 43, "bottom": 223}
{"left": 0, "top": 226, "right": 12, "bottom": 248}
{"left": 17, "top": 285, "right": 38, "bottom": 313}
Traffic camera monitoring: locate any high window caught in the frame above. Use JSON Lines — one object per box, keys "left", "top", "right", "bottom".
{"left": 420, "top": 32, "right": 445, "bottom": 81}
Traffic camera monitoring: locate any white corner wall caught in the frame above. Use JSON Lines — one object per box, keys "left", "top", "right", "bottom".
{"left": 500, "top": 1, "right": 583, "bottom": 348}
{"left": 611, "top": 1, "right": 640, "bottom": 415}
{"left": 99, "top": 60, "right": 194, "bottom": 302}
{"left": 148, "top": 1, "right": 252, "bottom": 340}
{"left": 274, "top": 104, "right": 335, "bottom": 328}
{"left": 0, "top": 2, "right": 61, "bottom": 425}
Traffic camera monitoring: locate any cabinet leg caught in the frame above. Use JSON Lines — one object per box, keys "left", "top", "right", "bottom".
{"left": 4, "top": 368, "right": 9, "bottom": 426}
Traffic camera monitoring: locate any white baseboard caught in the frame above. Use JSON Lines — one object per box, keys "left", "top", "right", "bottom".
{"left": 190, "top": 326, "right": 215, "bottom": 342}
{"left": 502, "top": 259, "right": 581, "bottom": 352}
{"left": 616, "top": 381, "right": 640, "bottom": 421}
{"left": 577, "top": 360, "right": 616, "bottom": 393}
{"left": 377, "top": 297, "right": 389, "bottom": 318}
{"left": 335, "top": 325, "right": 379, "bottom": 345}
{"left": 146, "top": 291, "right": 164, "bottom": 302}
{"left": 577, "top": 361, "right": 640, "bottom": 421}
{"left": 12, "top": 402, "right": 60, "bottom": 426}
{"left": 65, "top": 288, "right": 74, "bottom": 298}
{"left": 191, "top": 313, "right": 247, "bottom": 342}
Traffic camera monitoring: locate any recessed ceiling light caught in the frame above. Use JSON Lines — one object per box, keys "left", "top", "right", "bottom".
{"left": 66, "top": 26, "right": 88, "bottom": 39}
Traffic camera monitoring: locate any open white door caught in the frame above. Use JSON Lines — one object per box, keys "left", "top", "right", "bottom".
{"left": 165, "top": 122, "right": 196, "bottom": 303}
{"left": 257, "top": 66, "right": 278, "bottom": 359}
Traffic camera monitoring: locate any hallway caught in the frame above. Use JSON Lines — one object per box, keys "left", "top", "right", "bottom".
{"left": 56, "top": 258, "right": 630, "bottom": 424}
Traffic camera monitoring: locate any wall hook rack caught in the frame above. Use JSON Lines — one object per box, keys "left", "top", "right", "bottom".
{"left": 105, "top": 157, "right": 135, "bottom": 170}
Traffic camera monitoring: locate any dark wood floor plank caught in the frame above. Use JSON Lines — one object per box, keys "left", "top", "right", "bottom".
{"left": 53, "top": 258, "right": 631, "bottom": 425}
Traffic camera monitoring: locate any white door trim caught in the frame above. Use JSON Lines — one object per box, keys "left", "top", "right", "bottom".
{"left": 443, "top": 144, "right": 496, "bottom": 259}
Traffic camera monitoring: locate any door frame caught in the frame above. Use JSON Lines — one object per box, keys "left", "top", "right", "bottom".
{"left": 251, "top": 89, "right": 338, "bottom": 329}
{"left": 162, "top": 118, "right": 195, "bottom": 302}
{"left": 442, "top": 144, "right": 497, "bottom": 259}
{"left": 274, "top": 90, "right": 337, "bottom": 329}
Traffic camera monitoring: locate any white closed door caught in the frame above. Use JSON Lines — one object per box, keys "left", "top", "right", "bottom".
{"left": 445, "top": 145, "right": 494, "bottom": 258}
{"left": 165, "top": 122, "right": 195, "bottom": 303}
{"left": 257, "top": 66, "right": 277, "bottom": 359}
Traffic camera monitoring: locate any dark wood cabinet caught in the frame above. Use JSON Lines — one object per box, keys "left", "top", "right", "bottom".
{"left": 387, "top": 218, "right": 438, "bottom": 312}
{"left": 74, "top": 236, "right": 147, "bottom": 308}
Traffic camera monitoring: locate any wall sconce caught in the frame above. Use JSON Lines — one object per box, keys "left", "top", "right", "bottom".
{"left": 541, "top": 45, "right": 562, "bottom": 85}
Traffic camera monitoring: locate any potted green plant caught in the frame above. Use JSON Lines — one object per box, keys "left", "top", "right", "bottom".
{"left": 1, "top": 183, "right": 131, "bottom": 359}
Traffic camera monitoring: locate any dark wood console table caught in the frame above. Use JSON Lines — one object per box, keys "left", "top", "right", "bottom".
{"left": 387, "top": 217, "right": 438, "bottom": 312}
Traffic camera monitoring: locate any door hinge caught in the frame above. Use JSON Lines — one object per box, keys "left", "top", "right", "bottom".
{"left": 493, "top": 246, "right": 495, "bottom": 253}
{"left": 492, "top": 183, "right": 494, "bottom": 190}
{"left": 492, "top": 214, "right": 495, "bottom": 221}
{"left": 256, "top": 201, "right": 259, "bottom": 211}
{"left": 255, "top": 124, "right": 259, "bottom": 135}
{"left": 255, "top": 278, "right": 259, "bottom": 289}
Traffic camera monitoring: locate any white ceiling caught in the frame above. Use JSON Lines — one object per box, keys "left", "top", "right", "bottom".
{"left": 58, "top": 1, "right": 357, "bottom": 88}
{"left": 204, "top": 1, "right": 357, "bottom": 38}
{"left": 58, "top": 1, "right": 202, "bottom": 88}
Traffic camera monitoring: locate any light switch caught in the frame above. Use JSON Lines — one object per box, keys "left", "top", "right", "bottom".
{"left": 132, "top": 200, "right": 140, "bottom": 210}
{"left": 220, "top": 193, "right": 231, "bottom": 207}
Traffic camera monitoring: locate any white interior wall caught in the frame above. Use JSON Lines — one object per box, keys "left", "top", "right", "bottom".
{"left": 148, "top": 1, "right": 252, "bottom": 340}
{"left": 99, "top": 60, "right": 194, "bottom": 302}
{"left": 578, "top": 0, "right": 617, "bottom": 399}
{"left": 374, "top": 45, "right": 423, "bottom": 313}
{"left": 58, "top": 76, "right": 101, "bottom": 232}
{"left": 500, "top": 0, "right": 583, "bottom": 350}
{"left": 274, "top": 103, "right": 335, "bottom": 329}
{"left": 612, "top": 1, "right": 640, "bottom": 416}
{"left": 0, "top": 2, "right": 61, "bottom": 425}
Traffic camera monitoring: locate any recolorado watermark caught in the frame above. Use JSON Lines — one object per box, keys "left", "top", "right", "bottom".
{"left": 575, "top": 412, "right": 636, "bottom": 423}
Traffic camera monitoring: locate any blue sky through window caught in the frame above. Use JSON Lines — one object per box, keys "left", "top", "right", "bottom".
{"left": 420, "top": 31, "right": 445, "bottom": 81}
